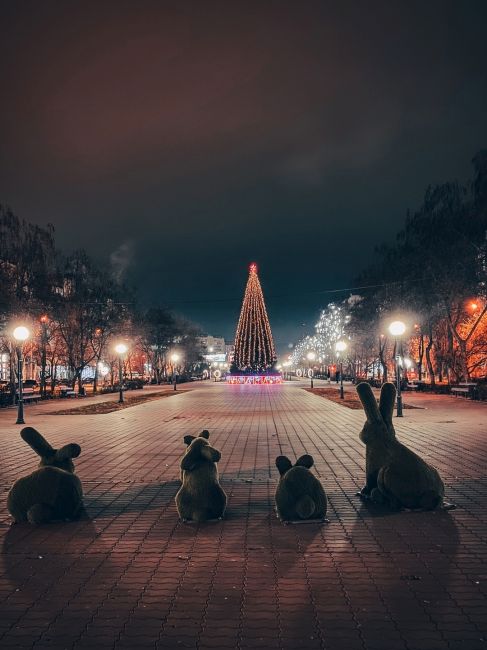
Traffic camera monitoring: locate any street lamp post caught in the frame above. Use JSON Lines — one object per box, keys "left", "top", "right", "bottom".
{"left": 306, "top": 351, "right": 316, "bottom": 388}
{"left": 171, "top": 353, "right": 180, "bottom": 390}
{"left": 114, "top": 343, "right": 128, "bottom": 403}
{"left": 13, "top": 326, "right": 30, "bottom": 424}
{"left": 39, "top": 315, "right": 49, "bottom": 399}
{"left": 388, "top": 320, "right": 406, "bottom": 417}
{"left": 207, "top": 347, "right": 213, "bottom": 380}
{"left": 335, "top": 340, "right": 347, "bottom": 399}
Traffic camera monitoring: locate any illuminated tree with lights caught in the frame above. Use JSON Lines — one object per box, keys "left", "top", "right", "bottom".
{"left": 231, "top": 263, "right": 277, "bottom": 374}
{"left": 291, "top": 301, "right": 353, "bottom": 367}
{"left": 315, "top": 302, "right": 351, "bottom": 359}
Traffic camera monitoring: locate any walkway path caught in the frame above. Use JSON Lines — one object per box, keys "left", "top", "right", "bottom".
{"left": 0, "top": 382, "right": 486, "bottom": 649}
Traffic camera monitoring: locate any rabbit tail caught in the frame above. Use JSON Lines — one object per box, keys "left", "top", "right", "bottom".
{"left": 295, "top": 495, "right": 316, "bottom": 519}
{"left": 27, "top": 504, "right": 54, "bottom": 525}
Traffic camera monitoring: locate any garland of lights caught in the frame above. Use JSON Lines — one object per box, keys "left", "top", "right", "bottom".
{"left": 291, "top": 302, "right": 351, "bottom": 367}
{"left": 231, "top": 263, "right": 277, "bottom": 374}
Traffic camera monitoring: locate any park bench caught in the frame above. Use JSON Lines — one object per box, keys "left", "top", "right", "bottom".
{"left": 60, "top": 387, "right": 77, "bottom": 398}
{"left": 406, "top": 382, "right": 419, "bottom": 391}
{"left": 16, "top": 388, "right": 40, "bottom": 404}
{"left": 451, "top": 383, "right": 477, "bottom": 399}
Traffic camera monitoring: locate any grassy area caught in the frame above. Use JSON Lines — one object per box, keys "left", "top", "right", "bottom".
{"left": 50, "top": 389, "right": 190, "bottom": 415}
{"left": 304, "top": 386, "right": 420, "bottom": 410}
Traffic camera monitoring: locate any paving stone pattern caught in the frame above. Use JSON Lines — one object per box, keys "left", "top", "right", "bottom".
{"left": 0, "top": 382, "right": 486, "bottom": 649}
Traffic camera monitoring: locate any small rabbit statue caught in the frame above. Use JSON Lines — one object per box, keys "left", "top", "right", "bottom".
{"left": 275, "top": 454, "right": 327, "bottom": 522}
{"left": 176, "top": 430, "right": 227, "bottom": 522}
{"left": 7, "top": 427, "right": 83, "bottom": 524}
{"left": 356, "top": 382, "right": 446, "bottom": 510}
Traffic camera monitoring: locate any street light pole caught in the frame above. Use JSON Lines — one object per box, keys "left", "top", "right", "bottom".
{"left": 12, "top": 326, "right": 30, "bottom": 425}
{"left": 339, "top": 357, "right": 343, "bottom": 398}
{"left": 208, "top": 347, "right": 213, "bottom": 381}
{"left": 335, "top": 340, "right": 347, "bottom": 399}
{"left": 306, "top": 351, "right": 316, "bottom": 389}
{"left": 171, "top": 353, "right": 180, "bottom": 390}
{"left": 118, "top": 356, "right": 124, "bottom": 403}
{"left": 40, "top": 315, "right": 49, "bottom": 399}
{"left": 395, "top": 344, "right": 403, "bottom": 417}
{"left": 388, "top": 321, "right": 406, "bottom": 417}
{"left": 114, "top": 343, "right": 128, "bottom": 404}
{"left": 16, "top": 346, "right": 24, "bottom": 424}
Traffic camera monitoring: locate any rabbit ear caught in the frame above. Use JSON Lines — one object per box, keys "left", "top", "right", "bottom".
{"left": 275, "top": 456, "right": 292, "bottom": 475}
{"left": 21, "top": 427, "right": 54, "bottom": 457}
{"left": 356, "top": 383, "right": 382, "bottom": 423}
{"left": 379, "top": 382, "right": 396, "bottom": 424}
{"left": 181, "top": 442, "right": 202, "bottom": 471}
{"left": 55, "top": 444, "right": 81, "bottom": 461}
{"left": 199, "top": 430, "right": 210, "bottom": 439}
{"left": 296, "top": 454, "right": 314, "bottom": 469}
{"left": 184, "top": 435, "right": 195, "bottom": 446}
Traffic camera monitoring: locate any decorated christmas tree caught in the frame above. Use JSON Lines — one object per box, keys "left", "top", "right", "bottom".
{"left": 231, "top": 263, "right": 278, "bottom": 375}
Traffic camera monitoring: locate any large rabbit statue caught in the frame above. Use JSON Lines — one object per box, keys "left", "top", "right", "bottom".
{"left": 356, "top": 382, "right": 446, "bottom": 510}
{"left": 7, "top": 427, "right": 83, "bottom": 524}
{"left": 176, "top": 430, "right": 227, "bottom": 522}
{"left": 275, "top": 454, "right": 327, "bottom": 522}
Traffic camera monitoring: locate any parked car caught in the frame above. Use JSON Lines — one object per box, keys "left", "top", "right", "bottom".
{"left": 124, "top": 378, "right": 144, "bottom": 390}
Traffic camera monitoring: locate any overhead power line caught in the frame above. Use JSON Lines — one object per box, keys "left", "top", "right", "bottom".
{"left": 163, "top": 282, "right": 402, "bottom": 306}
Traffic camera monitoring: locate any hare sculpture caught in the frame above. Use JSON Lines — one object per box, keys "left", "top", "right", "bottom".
{"left": 7, "top": 427, "right": 83, "bottom": 524}
{"left": 176, "top": 430, "right": 226, "bottom": 522}
{"left": 356, "top": 382, "right": 445, "bottom": 510}
{"left": 275, "top": 455, "right": 327, "bottom": 522}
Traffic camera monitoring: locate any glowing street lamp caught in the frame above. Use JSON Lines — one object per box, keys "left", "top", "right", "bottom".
{"left": 114, "top": 343, "right": 128, "bottom": 403}
{"left": 13, "top": 326, "right": 30, "bottom": 424}
{"left": 388, "top": 320, "right": 406, "bottom": 417}
{"left": 389, "top": 321, "right": 406, "bottom": 337}
{"left": 171, "top": 353, "right": 180, "bottom": 390}
{"left": 403, "top": 357, "right": 412, "bottom": 382}
{"left": 335, "top": 340, "right": 347, "bottom": 399}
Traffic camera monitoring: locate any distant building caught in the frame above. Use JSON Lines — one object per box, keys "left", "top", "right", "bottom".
{"left": 225, "top": 342, "right": 235, "bottom": 364}
{"left": 199, "top": 335, "right": 226, "bottom": 355}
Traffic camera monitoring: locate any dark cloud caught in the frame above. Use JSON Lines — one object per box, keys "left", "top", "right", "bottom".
{"left": 1, "top": 0, "right": 486, "bottom": 353}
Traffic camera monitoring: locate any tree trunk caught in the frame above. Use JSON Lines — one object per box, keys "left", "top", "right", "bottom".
{"left": 417, "top": 334, "right": 424, "bottom": 381}
{"left": 50, "top": 361, "right": 57, "bottom": 394}
{"left": 40, "top": 347, "right": 47, "bottom": 398}
{"left": 93, "top": 364, "right": 98, "bottom": 393}
{"left": 378, "top": 337, "right": 387, "bottom": 383}
{"left": 458, "top": 339, "right": 470, "bottom": 381}
{"left": 425, "top": 334, "right": 435, "bottom": 386}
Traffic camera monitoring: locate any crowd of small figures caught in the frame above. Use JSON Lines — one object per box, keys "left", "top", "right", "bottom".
{"left": 7, "top": 383, "right": 450, "bottom": 526}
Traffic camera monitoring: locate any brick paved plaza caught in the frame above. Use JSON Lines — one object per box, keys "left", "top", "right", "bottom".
{"left": 0, "top": 382, "right": 486, "bottom": 650}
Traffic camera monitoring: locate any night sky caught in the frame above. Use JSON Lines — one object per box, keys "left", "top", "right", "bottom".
{"left": 1, "top": 1, "right": 487, "bottom": 354}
